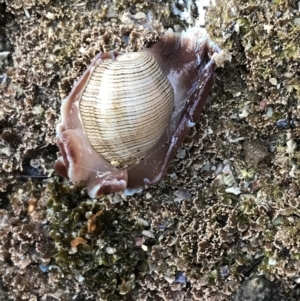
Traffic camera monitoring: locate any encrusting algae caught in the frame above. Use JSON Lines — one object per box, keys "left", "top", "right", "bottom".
{"left": 47, "top": 180, "right": 150, "bottom": 299}
{"left": 0, "top": 0, "right": 300, "bottom": 300}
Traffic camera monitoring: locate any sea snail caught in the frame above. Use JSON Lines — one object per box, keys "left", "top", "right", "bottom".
{"left": 55, "top": 27, "right": 220, "bottom": 198}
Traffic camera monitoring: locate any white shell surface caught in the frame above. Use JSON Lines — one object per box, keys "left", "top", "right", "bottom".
{"left": 79, "top": 52, "right": 174, "bottom": 167}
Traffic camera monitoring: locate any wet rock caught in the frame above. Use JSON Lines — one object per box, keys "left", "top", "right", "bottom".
{"left": 235, "top": 275, "right": 283, "bottom": 301}
{"left": 243, "top": 140, "right": 269, "bottom": 167}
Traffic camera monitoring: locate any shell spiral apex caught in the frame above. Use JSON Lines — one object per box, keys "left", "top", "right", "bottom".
{"left": 79, "top": 52, "right": 174, "bottom": 167}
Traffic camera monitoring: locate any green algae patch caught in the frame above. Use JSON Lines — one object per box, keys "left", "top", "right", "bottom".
{"left": 46, "top": 180, "right": 149, "bottom": 300}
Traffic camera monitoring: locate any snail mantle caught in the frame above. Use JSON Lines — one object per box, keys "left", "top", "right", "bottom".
{"left": 55, "top": 27, "right": 222, "bottom": 198}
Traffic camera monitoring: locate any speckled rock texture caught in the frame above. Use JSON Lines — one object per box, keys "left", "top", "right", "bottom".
{"left": 0, "top": 0, "right": 300, "bottom": 300}
{"left": 236, "top": 275, "right": 283, "bottom": 301}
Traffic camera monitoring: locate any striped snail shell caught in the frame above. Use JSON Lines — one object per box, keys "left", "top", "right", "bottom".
{"left": 55, "top": 27, "right": 220, "bottom": 198}
{"left": 79, "top": 52, "right": 174, "bottom": 167}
